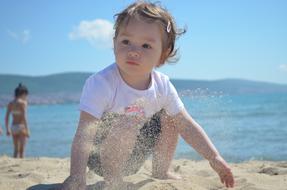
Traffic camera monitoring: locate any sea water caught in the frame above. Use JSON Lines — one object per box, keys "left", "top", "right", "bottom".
{"left": 0, "top": 92, "right": 286, "bottom": 162}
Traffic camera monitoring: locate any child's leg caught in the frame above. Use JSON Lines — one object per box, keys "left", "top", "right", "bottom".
{"left": 19, "top": 134, "right": 27, "bottom": 158}
{"left": 152, "top": 113, "right": 180, "bottom": 179}
{"left": 100, "top": 124, "right": 139, "bottom": 185}
{"left": 12, "top": 135, "right": 20, "bottom": 158}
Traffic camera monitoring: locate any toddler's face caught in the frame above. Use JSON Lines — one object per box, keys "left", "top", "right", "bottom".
{"left": 114, "top": 18, "right": 164, "bottom": 78}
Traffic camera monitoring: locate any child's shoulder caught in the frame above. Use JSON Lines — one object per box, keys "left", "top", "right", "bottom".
{"left": 84, "top": 64, "right": 117, "bottom": 91}
{"left": 152, "top": 69, "right": 181, "bottom": 96}
{"left": 89, "top": 63, "right": 117, "bottom": 79}
{"left": 86, "top": 63, "right": 117, "bottom": 83}
{"left": 152, "top": 69, "right": 171, "bottom": 84}
{"left": 7, "top": 100, "right": 25, "bottom": 110}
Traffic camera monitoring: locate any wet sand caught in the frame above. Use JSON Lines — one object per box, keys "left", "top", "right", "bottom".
{"left": 0, "top": 155, "right": 286, "bottom": 190}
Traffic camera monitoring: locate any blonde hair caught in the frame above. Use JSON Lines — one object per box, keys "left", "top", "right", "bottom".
{"left": 114, "top": 1, "right": 186, "bottom": 66}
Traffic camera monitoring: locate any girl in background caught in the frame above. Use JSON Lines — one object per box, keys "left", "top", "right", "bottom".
{"left": 5, "top": 83, "right": 30, "bottom": 158}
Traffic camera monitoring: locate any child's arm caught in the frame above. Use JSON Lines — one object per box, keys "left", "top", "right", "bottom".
{"left": 5, "top": 103, "right": 11, "bottom": 136}
{"left": 21, "top": 102, "right": 29, "bottom": 137}
{"left": 61, "top": 111, "right": 99, "bottom": 190}
{"left": 173, "top": 108, "right": 234, "bottom": 188}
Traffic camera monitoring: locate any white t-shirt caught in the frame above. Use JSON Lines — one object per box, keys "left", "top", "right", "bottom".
{"left": 79, "top": 63, "right": 184, "bottom": 119}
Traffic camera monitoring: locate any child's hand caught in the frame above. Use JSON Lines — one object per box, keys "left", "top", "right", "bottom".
{"left": 24, "top": 129, "right": 30, "bottom": 138}
{"left": 60, "top": 175, "right": 86, "bottom": 190}
{"left": 6, "top": 129, "right": 11, "bottom": 136}
{"left": 209, "top": 155, "right": 234, "bottom": 188}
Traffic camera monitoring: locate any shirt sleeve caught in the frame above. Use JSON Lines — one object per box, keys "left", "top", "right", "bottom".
{"left": 163, "top": 77, "right": 185, "bottom": 116}
{"left": 79, "top": 74, "right": 111, "bottom": 119}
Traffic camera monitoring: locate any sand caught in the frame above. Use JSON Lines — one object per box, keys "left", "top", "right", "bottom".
{"left": 0, "top": 155, "right": 286, "bottom": 190}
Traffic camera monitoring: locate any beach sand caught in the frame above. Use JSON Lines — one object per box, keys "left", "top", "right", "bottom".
{"left": 0, "top": 155, "right": 286, "bottom": 190}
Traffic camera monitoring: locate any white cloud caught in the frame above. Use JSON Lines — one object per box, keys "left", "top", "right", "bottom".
{"left": 279, "top": 64, "right": 287, "bottom": 72}
{"left": 69, "top": 19, "right": 114, "bottom": 49}
{"left": 7, "top": 29, "right": 31, "bottom": 44}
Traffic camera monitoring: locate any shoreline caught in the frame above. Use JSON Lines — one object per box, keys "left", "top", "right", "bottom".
{"left": 0, "top": 156, "right": 286, "bottom": 190}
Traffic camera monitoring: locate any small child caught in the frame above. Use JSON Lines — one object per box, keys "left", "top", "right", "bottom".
{"left": 61, "top": 1, "right": 234, "bottom": 190}
{"left": 5, "top": 83, "right": 30, "bottom": 158}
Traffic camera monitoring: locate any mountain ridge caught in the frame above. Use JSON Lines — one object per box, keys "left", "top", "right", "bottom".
{"left": 1, "top": 72, "right": 286, "bottom": 106}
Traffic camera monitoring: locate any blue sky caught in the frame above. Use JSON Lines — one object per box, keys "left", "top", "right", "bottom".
{"left": 0, "top": 0, "right": 287, "bottom": 84}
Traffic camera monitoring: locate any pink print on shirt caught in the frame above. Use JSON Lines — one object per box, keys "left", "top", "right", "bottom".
{"left": 124, "top": 105, "right": 145, "bottom": 117}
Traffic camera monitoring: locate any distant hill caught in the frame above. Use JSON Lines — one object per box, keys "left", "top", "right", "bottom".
{"left": 0, "top": 72, "right": 91, "bottom": 95}
{"left": 171, "top": 78, "right": 287, "bottom": 94}
{"left": 1, "top": 72, "right": 287, "bottom": 106}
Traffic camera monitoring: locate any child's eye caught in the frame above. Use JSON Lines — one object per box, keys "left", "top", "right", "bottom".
{"left": 142, "top": 43, "right": 152, "bottom": 49}
{"left": 121, "top": 39, "right": 129, "bottom": 45}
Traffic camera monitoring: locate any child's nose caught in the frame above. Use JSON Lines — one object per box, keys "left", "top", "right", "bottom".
{"left": 128, "top": 51, "right": 140, "bottom": 58}
{"left": 127, "top": 47, "right": 140, "bottom": 59}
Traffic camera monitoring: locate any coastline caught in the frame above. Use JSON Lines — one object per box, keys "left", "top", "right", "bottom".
{"left": 0, "top": 156, "right": 286, "bottom": 190}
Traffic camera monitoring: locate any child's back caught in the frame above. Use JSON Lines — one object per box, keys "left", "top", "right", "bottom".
{"left": 9, "top": 99, "right": 26, "bottom": 124}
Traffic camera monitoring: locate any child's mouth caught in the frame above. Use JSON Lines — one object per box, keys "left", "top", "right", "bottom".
{"left": 126, "top": 61, "right": 139, "bottom": 65}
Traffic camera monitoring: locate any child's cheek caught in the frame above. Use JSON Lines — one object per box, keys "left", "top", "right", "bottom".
{"left": 117, "top": 45, "right": 128, "bottom": 54}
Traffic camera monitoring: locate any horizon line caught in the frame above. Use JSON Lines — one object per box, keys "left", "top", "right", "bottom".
{"left": 0, "top": 72, "right": 287, "bottom": 85}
